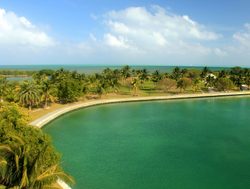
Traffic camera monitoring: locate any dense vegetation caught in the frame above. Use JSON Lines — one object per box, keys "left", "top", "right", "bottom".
{"left": 0, "top": 65, "right": 249, "bottom": 188}
{"left": 0, "top": 70, "right": 35, "bottom": 77}
{"left": 0, "top": 103, "right": 74, "bottom": 188}
{"left": 0, "top": 66, "right": 249, "bottom": 110}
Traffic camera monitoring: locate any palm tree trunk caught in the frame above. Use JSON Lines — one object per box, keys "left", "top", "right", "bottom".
{"left": 29, "top": 101, "right": 32, "bottom": 111}
{"left": 44, "top": 96, "right": 48, "bottom": 109}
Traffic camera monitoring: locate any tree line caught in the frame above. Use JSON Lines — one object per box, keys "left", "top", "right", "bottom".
{"left": 0, "top": 66, "right": 250, "bottom": 110}
{"left": 0, "top": 70, "right": 35, "bottom": 77}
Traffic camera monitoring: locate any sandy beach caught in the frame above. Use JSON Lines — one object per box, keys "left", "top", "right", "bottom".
{"left": 30, "top": 91, "right": 250, "bottom": 128}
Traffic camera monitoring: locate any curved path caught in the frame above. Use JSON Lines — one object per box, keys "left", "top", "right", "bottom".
{"left": 30, "top": 91, "right": 250, "bottom": 128}
{"left": 30, "top": 91, "right": 250, "bottom": 189}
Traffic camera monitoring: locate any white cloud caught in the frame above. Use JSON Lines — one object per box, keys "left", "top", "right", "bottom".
{"left": 0, "top": 8, "right": 54, "bottom": 47}
{"left": 4, "top": 5, "right": 250, "bottom": 66}
{"left": 233, "top": 23, "right": 250, "bottom": 49}
{"left": 213, "top": 48, "right": 227, "bottom": 57}
{"left": 102, "top": 5, "right": 221, "bottom": 57}
{"left": 104, "top": 33, "right": 128, "bottom": 48}
{"left": 103, "top": 33, "right": 143, "bottom": 54}
{"left": 223, "top": 23, "right": 250, "bottom": 60}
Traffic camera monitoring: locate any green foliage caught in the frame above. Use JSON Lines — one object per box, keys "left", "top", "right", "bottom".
{"left": 200, "top": 66, "right": 210, "bottom": 79}
{"left": 229, "top": 67, "right": 248, "bottom": 88}
{"left": 102, "top": 68, "right": 120, "bottom": 92}
{"left": 19, "top": 81, "right": 40, "bottom": 110}
{"left": 205, "top": 75, "right": 216, "bottom": 88}
{"left": 120, "top": 65, "right": 131, "bottom": 80}
{"left": 215, "top": 78, "right": 234, "bottom": 91}
{"left": 1, "top": 66, "right": 250, "bottom": 109}
{"left": 0, "top": 78, "right": 8, "bottom": 102}
{"left": 39, "top": 76, "right": 56, "bottom": 108}
{"left": 151, "top": 70, "right": 162, "bottom": 83}
{"left": 218, "top": 70, "right": 228, "bottom": 78}
{"left": 171, "top": 67, "right": 182, "bottom": 81}
{"left": 136, "top": 69, "right": 149, "bottom": 83}
{"left": 0, "top": 103, "right": 28, "bottom": 128}
{"left": 0, "top": 103, "right": 73, "bottom": 188}
{"left": 52, "top": 69, "right": 84, "bottom": 103}
{"left": 0, "top": 70, "right": 36, "bottom": 76}
{"left": 3, "top": 82, "right": 19, "bottom": 103}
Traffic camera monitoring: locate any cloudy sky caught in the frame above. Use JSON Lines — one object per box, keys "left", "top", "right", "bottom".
{"left": 0, "top": 0, "right": 250, "bottom": 66}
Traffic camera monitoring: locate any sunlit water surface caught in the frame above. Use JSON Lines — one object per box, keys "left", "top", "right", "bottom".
{"left": 44, "top": 97, "right": 250, "bottom": 189}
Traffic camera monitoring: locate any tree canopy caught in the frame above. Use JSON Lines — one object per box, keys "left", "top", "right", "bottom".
{"left": 0, "top": 103, "right": 74, "bottom": 188}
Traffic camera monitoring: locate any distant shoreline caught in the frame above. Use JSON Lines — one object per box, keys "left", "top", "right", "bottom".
{"left": 1, "top": 75, "right": 30, "bottom": 77}
{"left": 30, "top": 91, "right": 250, "bottom": 128}
{"left": 0, "top": 65, "right": 231, "bottom": 75}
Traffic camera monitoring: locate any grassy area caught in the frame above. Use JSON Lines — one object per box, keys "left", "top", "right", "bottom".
{"left": 28, "top": 89, "right": 200, "bottom": 122}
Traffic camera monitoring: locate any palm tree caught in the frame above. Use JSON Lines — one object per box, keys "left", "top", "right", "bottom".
{"left": 135, "top": 69, "right": 149, "bottom": 84}
{"left": 229, "top": 67, "right": 245, "bottom": 88}
{"left": 102, "top": 69, "right": 120, "bottom": 93}
{"left": 171, "top": 67, "right": 182, "bottom": 81}
{"left": 19, "top": 81, "right": 40, "bottom": 111}
{"left": 120, "top": 65, "right": 131, "bottom": 84}
{"left": 0, "top": 136, "right": 74, "bottom": 188}
{"left": 151, "top": 70, "right": 162, "bottom": 83}
{"left": 218, "top": 70, "right": 228, "bottom": 78}
{"left": 200, "top": 66, "right": 210, "bottom": 79}
{"left": 95, "top": 80, "right": 106, "bottom": 97}
{"left": 3, "top": 82, "right": 19, "bottom": 103}
{"left": 245, "top": 70, "right": 250, "bottom": 88}
{"left": 131, "top": 78, "right": 139, "bottom": 96}
{"left": 40, "top": 76, "right": 55, "bottom": 109}
{"left": 205, "top": 75, "right": 216, "bottom": 88}
{"left": 0, "top": 77, "right": 8, "bottom": 102}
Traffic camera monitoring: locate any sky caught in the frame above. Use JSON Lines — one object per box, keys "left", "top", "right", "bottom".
{"left": 0, "top": 0, "right": 250, "bottom": 66}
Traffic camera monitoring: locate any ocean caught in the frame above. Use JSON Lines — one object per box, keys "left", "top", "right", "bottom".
{"left": 0, "top": 65, "right": 229, "bottom": 74}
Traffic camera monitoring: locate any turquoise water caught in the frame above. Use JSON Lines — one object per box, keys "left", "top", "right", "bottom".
{"left": 6, "top": 76, "right": 32, "bottom": 81}
{"left": 44, "top": 97, "right": 250, "bottom": 189}
{"left": 0, "top": 65, "right": 227, "bottom": 74}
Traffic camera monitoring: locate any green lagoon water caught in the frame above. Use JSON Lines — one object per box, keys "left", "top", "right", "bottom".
{"left": 44, "top": 97, "right": 250, "bottom": 189}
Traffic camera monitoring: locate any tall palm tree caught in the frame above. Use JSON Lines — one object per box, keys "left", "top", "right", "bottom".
{"left": 19, "top": 81, "right": 40, "bottom": 111}
{"left": 40, "top": 76, "right": 55, "bottom": 109}
{"left": 120, "top": 65, "right": 131, "bottom": 84}
{"left": 171, "top": 67, "right": 182, "bottom": 81}
{"left": 136, "top": 69, "right": 149, "bottom": 84}
{"left": 102, "top": 69, "right": 120, "bottom": 93}
{"left": 131, "top": 78, "right": 139, "bottom": 96}
{"left": 0, "top": 136, "right": 74, "bottom": 189}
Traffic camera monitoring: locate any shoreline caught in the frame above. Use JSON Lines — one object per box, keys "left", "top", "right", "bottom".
{"left": 29, "top": 91, "right": 250, "bottom": 189}
{"left": 30, "top": 91, "right": 250, "bottom": 128}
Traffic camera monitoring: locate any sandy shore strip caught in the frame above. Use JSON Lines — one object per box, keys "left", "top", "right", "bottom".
{"left": 30, "top": 91, "right": 250, "bottom": 128}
